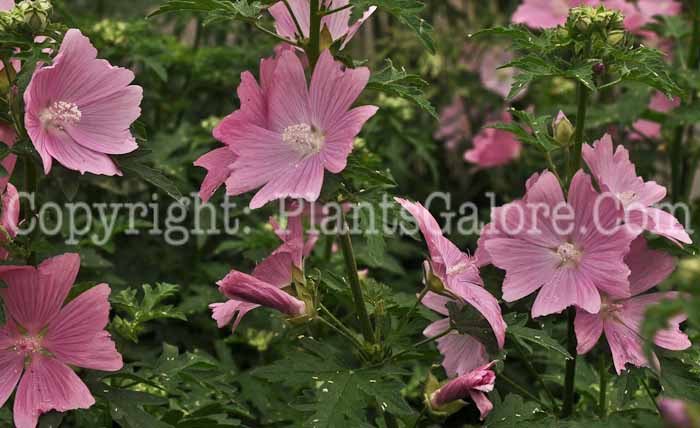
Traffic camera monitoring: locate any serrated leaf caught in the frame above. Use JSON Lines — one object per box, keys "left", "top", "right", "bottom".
{"left": 351, "top": 0, "right": 434, "bottom": 53}
{"left": 485, "top": 394, "right": 546, "bottom": 428}
{"left": 367, "top": 59, "right": 437, "bottom": 118}
{"left": 118, "top": 157, "right": 182, "bottom": 200}
{"left": 508, "top": 325, "right": 572, "bottom": 360}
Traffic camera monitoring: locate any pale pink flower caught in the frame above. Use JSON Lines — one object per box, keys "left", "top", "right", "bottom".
{"left": 268, "top": 0, "right": 376, "bottom": 50}
{"left": 630, "top": 92, "right": 681, "bottom": 140}
{"left": 434, "top": 95, "right": 470, "bottom": 150}
{"left": 575, "top": 237, "right": 690, "bottom": 374}
{"left": 430, "top": 362, "right": 497, "bottom": 420}
{"left": 465, "top": 112, "right": 522, "bottom": 168}
{"left": 396, "top": 198, "right": 506, "bottom": 375}
{"left": 0, "top": 253, "right": 122, "bottom": 428}
{"left": 479, "top": 48, "right": 517, "bottom": 99}
{"left": 512, "top": 0, "right": 599, "bottom": 28}
{"left": 658, "top": 398, "right": 693, "bottom": 428}
{"left": 0, "top": 0, "right": 14, "bottom": 9}
{"left": 203, "top": 49, "right": 377, "bottom": 209}
{"left": 0, "top": 183, "right": 20, "bottom": 260}
{"left": 604, "top": 0, "right": 681, "bottom": 34}
{"left": 483, "top": 170, "right": 637, "bottom": 317}
{"left": 24, "top": 29, "right": 142, "bottom": 176}
{"left": 582, "top": 134, "right": 692, "bottom": 244}
{"left": 211, "top": 212, "right": 316, "bottom": 330}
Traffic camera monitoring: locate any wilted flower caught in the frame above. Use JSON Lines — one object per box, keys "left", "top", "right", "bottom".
{"left": 464, "top": 112, "right": 522, "bottom": 168}
{"left": 396, "top": 198, "right": 506, "bottom": 375}
{"left": 0, "top": 253, "right": 123, "bottom": 428}
{"left": 575, "top": 237, "right": 690, "bottom": 373}
{"left": 202, "top": 49, "right": 377, "bottom": 209}
{"left": 582, "top": 134, "right": 692, "bottom": 244}
{"left": 211, "top": 212, "right": 317, "bottom": 330}
{"left": 429, "top": 362, "right": 497, "bottom": 420}
{"left": 24, "top": 29, "right": 142, "bottom": 176}
{"left": 268, "top": 0, "right": 376, "bottom": 50}
{"left": 481, "top": 170, "right": 636, "bottom": 318}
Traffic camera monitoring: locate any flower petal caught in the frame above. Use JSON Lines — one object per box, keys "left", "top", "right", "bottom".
{"left": 194, "top": 147, "right": 238, "bottom": 203}
{"left": 574, "top": 308, "right": 603, "bottom": 354}
{"left": 532, "top": 267, "right": 601, "bottom": 317}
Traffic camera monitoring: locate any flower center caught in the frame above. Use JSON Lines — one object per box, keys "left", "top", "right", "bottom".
{"left": 282, "top": 123, "right": 324, "bottom": 156}
{"left": 446, "top": 261, "right": 471, "bottom": 276}
{"left": 40, "top": 101, "right": 82, "bottom": 131}
{"left": 556, "top": 242, "right": 582, "bottom": 267}
{"left": 13, "top": 335, "right": 43, "bottom": 356}
{"left": 616, "top": 191, "right": 637, "bottom": 207}
{"left": 600, "top": 300, "right": 624, "bottom": 321}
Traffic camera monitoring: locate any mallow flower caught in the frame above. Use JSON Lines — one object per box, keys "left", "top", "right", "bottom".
{"left": 434, "top": 95, "right": 470, "bottom": 150}
{"left": 268, "top": 0, "right": 376, "bottom": 50}
{"left": 575, "top": 237, "right": 690, "bottom": 374}
{"left": 24, "top": 29, "right": 142, "bottom": 176}
{"left": 512, "top": 0, "right": 599, "bottom": 29}
{"left": 583, "top": 134, "right": 691, "bottom": 244}
{"left": 0, "top": 253, "right": 122, "bottom": 428}
{"left": 211, "top": 212, "right": 316, "bottom": 330}
{"left": 0, "top": 183, "right": 19, "bottom": 261}
{"left": 429, "top": 362, "right": 497, "bottom": 420}
{"left": 630, "top": 92, "right": 680, "bottom": 141}
{"left": 396, "top": 198, "right": 506, "bottom": 375}
{"left": 0, "top": 124, "right": 18, "bottom": 194}
{"left": 658, "top": 398, "right": 696, "bottom": 428}
{"left": 482, "top": 170, "right": 637, "bottom": 318}
{"left": 199, "top": 49, "right": 377, "bottom": 209}
{"left": 479, "top": 48, "right": 517, "bottom": 99}
{"left": 465, "top": 112, "right": 522, "bottom": 168}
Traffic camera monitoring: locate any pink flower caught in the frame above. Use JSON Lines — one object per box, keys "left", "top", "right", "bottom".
{"left": 434, "top": 96, "right": 470, "bottom": 150}
{"left": 658, "top": 398, "right": 693, "bottom": 428}
{"left": 512, "top": 0, "right": 599, "bottom": 28}
{"left": 0, "top": 183, "right": 20, "bottom": 260}
{"left": 604, "top": 0, "right": 681, "bottom": 34}
{"left": 0, "top": 253, "right": 122, "bottom": 428}
{"left": 0, "top": 0, "right": 14, "bottom": 9}
{"left": 582, "top": 134, "right": 692, "bottom": 244}
{"left": 479, "top": 48, "right": 517, "bottom": 99}
{"left": 210, "top": 212, "right": 316, "bottom": 330}
{"left": 268, "top": 0, "right": 376, "bottom": 50}
{"left": 465, "top": 112, "right": 522, "bottom": 168}
{"left": 630, "top": 92, "right": 680, "bottom": 140}
{"left": 430, "top": 362, "right": 497, "bottom": 420}
{"left": 483, "top": 170, "right": 637, "bottom": 318}
{"left": 575, "top": 237, "right": 690, "bottom": 374}
{"left": 201, "top": 49, "right": 377, "bottom": 209}
{"left": 0, "top": 124, "right": 18, "bottom": 194}
{"left": 395, "top": 198, "right": 506, "bottom": 375}
{"left": 24, "top": 29, "right": 143, "bottom": 176}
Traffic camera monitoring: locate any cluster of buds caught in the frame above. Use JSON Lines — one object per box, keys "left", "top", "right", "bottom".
{"left": 566, "top": 6, "right": 625, "bottom": 45}
{"left": 0, "top": 0, "right": 51, "bottom": 33}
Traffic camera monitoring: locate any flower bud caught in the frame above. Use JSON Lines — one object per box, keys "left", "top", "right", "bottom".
{"left": 218, "top": 271, "right": 306, "bottom": 317}
{"left": 429, "top": 363, "right": 497, "bottom": 420}
{"left": 658, "top": 398, "right": 696, "bottom": 428}
{"left": 607, "top": 30, "right": 625, "bottom": 45}
{"left": 592, "top": 63, "right": 606, "bottom": 75}
{"left": 16, "top": 0, "right": 51, "bottom": 33}
{"left": 553, "top": 111, "right": 574, "bottom": 146}
{"left": 423, "top": 260, "right": 446, "bottom": 294}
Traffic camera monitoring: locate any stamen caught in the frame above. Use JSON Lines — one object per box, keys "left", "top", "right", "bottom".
{"left": 556, "top": 242, "right": 582, "bottom": 267}
{"left": 282, "top": 123, "right": 324, "bottom": 156}
{"left": 40, "top": 101, "right": 82, "bottom": 131}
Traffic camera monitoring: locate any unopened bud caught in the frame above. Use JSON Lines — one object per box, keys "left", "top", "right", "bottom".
{"left": 16, "top": 0, "right": 51, "bottom": 33}
{"left": 607, "top": 30, "right": 625, "bottom": 45}
{"left": 423, "top": 260, "right": 446, "bottom": 294}
{"left": 553, "top": 111, "right": 574, "bottom": 146}
{"left": 592, "top": 62, "right": 606, "bottom": 75}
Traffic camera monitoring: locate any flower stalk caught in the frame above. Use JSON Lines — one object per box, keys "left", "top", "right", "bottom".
{"left": 308, "top": 0, "right": 322, "bottom": 68}
{"left": 562, "top": 307, "right": 578, "bottom": 417}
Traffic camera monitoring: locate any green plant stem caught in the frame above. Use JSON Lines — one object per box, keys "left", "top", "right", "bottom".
{"left": 562, "top": 307, "right": 577, "bottom": 418}
{"left": 499, "top": 373, "right": 548, "bottom": 408}
{"left": 322, "top": 3, "right": 353, "bottom": 16}
{"left": 670, "top": 0, "right": 700, "bottom": 202}
{"left": 338, "top": 212, "right": 375, "bottom": 343}
{"left": 513, "top": 340, "right": 558, "bottom": 412}
{"left": 308, "top": 0, "right": 322, "bottom": 68}
{"left": 254, "top": 23, "right": 299, "bottom": 46}
{"left": 389, "top": 328, "right": 452, "bottom": 362}
{"left": 395, "top": 286, "right": 429, "bottom": 334}
{"left": 568, "top": 80, "right": 589, "bottom": 178}
{"left": 598, "top": 353, "right": 608, "bottom": 419}
{"left": 317, "top": 315, "right": 366, "bottom": 354}
{"left": 640, "top": 377, "right": 661, "bottom": 414}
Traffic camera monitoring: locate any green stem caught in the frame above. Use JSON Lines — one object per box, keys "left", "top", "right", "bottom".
{"left": 640, "top": 377, "right": 661, "bottom": 415}
{"left": 569, "top": 80, "right": 590, "bottom": 178}
{"left": 308, "top": 0, "right": 322, "bottom": 68}
{"left": 322, "top": 3, "right": 353, "bottom": 16}
{"left": 389, "top": 328, "right": 452, "bottom": 362}
{"left": 598, "top": 353, "right": 608, "bottom": 419}
{"left": 282, "top": 0, "right": 305, "bottom": 39}
{"left": 514, "top": 340, "right": 559, "bottom": 412}
{"left": 254, "top": 23, "right": 300, "bottom": 46}
{"left": 562, "top": 307, "right": 577, "bottom": 418}
{"left": 338, "top": 211, "right": 375, "bottom": 343}
{"left": 499, "top": 373, "right": 548, "bottom": 408}
{"left": 395, "top": 286, "right": 429, "bottom": 334}
{"left": 317, "top": 315, "right": 366, "bottom": 355}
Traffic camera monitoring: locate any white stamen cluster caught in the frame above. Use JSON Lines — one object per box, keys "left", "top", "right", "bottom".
{"left": 282, "top": 123, "right": 324, "bottom": 156}
{"left": 40, "top": 101, "right": 82, "bottom": 131}
{"left": 556, "top": 242, "right": 582, "bottom": 267}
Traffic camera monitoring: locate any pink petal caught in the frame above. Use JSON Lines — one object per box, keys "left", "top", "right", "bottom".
{"left": 44, "top": 131, "right": 121, "bottom": 176}
{"left": 340, "top": 5, "right": 377, "bottom": 49}
{"left": 309, "top": 50, "right": 371, "bottom": 131}
{"left": 621, "top": 292, "right": 690, "bottom": 351}
{"left": 511, "top": 0, "right": 570, "bottom": 28}
{"left": 0, "top": 183, "right": 20, "bottom": 260}
{"left": 604, "top": 319, "right": 655, "bottom": 374}
{"left": 43, "top": 284, "right": 123, "bottom": 372}
{"left": 574, "top": 309, "right": 603, "bottom": 354}
{"left": 251, "top": 241, "right": 299, "bottom": 287}
{"left": 626, "top": 236, "right": 676, "bottom": 296}
{"left": 218, "top": 270, "right": 306, "bottom": 316}
{"left": 474, "top": 223, "right": 506, "bottom": 267}
{"left": 0, "top": 0, "right": 14, "bottom": 11}
{"left": 630, "top": 207, "right": 692, "bottom": 245}
{"left": 532, "top": 267, "right": 601, "bottom": 317}
{"left": 322, "top": 0, "right": 351, "bottom": 41}
{"left": 322, "top": 105, "right": 378, "bottom": 173}
{"left": 209, "top": 300, "right": 258, "bottom": 332}
{"left": 13, "top": 356, "right": 95, "bottom": 428}
{"left": 193, "top": 147, "right": 238, "bottom": 203}
{"left": 485, "top": 237, "right": 559, "bottom": 302}
{"left": 269, "top": 0, "right": 310, "bottom": 40}
{"left": 213, "top": 70, "right": 268, "bottom": 144}
{"left": 469, "top": 391, "right": 494, "bottom": 420}
{"left": 437, "top": 332, "right": 489, "bottom": 377}
{"left": 422, "top": 292, "right": 451, "bottom": 317}
{"left": 0, "top": 124, "right": 17, "bottom": 193}
{"left": 0, "top": 350, "right": 23, "bottom": 409}
{"left": 450, "top": 280, "right": 507, "bottom": 349}
{"left": 267, "top": 50, "right": 310, "bottom": 132}
{"left": 249, "top": 155, "right": 324, "bottom": 209}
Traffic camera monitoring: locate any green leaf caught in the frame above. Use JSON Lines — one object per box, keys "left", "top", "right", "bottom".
{"left": 367, "top": 59, "right": 437, "bottom": 118}
{"left": 118, "top": 157, "right": 182, "bottom": 200}
{"left": 508, "top": 324, "right": 572, "bottom": 360}
{"left": 112, "top": 283, "right": 186, "bottom": 342}
{"left": 38, "top": 412, "right": 64, "bottom": 428}
{"left": 447, "top": 302, "right": 499, "bottom": 354}
{"left": 488, "top": 109, "right": 558, "bottom": 152}
{"left": 659, "top": 357, "right": 700, "bottom": 401}
{"left": 149, "top": 0, "right": 265, "bottom": 24}
{"left": 485, "top": 394, "right": 546, "bottom": 428}
{"left": 92, "top": 384, "right": 172, "bottom": 428}
{"left": 352, "top": 0, "right": 434, "bottom": 53}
